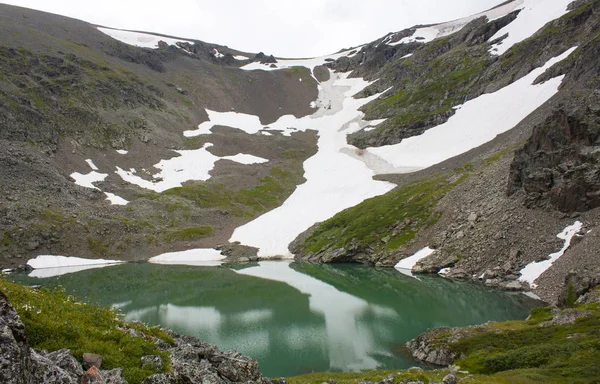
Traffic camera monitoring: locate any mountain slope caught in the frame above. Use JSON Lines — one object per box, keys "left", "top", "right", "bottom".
{"left": 292, "top": 0, "right": 600, "bottom": 304}
{"left": 1, "top": 0, "right": 599, "bottom": 305}
{"left": 0, "top": 4, "right": 319, "bottom": 265}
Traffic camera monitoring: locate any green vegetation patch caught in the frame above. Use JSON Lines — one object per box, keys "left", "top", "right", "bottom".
{"left": 162, "top": 166, "right": 301, "bottom": 217}
{"left": 451, "top": 302, "right": 600, "bottom": 382}
{"left": 164, "top": 226, "right": 213, "bottom": 242}
{"left": 0, "top": 279, "right": 173, "bottom": 384}
{"left": 300, "top": 166, "right": 470, "bottom": 255}
{"left": 357, "top": 39, "right": 489, "bottom": 145}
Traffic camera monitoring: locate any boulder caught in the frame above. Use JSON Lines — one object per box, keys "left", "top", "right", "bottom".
{"left": 47, "top": 349, "right": 84, "bottom": 379}
{"left": 31, "top": 350, "right": 77, "bottom": 384}
{"left": 405, "top": 328, "right": 456, "bottom": 366}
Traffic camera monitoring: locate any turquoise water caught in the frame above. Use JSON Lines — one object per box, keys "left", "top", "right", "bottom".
{"left": 11, "top": 261, "right": 540, "bottom": 377}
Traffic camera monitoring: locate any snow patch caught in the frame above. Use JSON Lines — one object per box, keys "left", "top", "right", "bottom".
{"left": 233, "top": 55, "right": 249, "bottom": 60}
{"left": 27, "top": 255, "right": 124, "bottom": 270}
{"left": 115, "top": 143, "right": 268, "bottom": 193}
{"left": 29, "top": 264, "right": 120, "bottom": 278}
{"left": 85, "top": 159, "right": 99, "bottom": 171}
{"left": 489, "top": 0, "right": 573, "bottom": 55}
{"left": 212, "top": 49, "right": 224, "bottom": 58}
{"left": 104, "top": 192, "right": 129, "bottom": 206}
{"left": 519, "top": 221, "right": 583, "bottom": 288}
{"left": 70, "top": 170, "right": 107, "bottom": 190}
{"left": 395, "top": 247, "right": 435, "bottom": 270}
{"left": 366, "top": 47, "right": 577, "bottom": 172}
{"left": 148, "top": 248, "right": 226, "bottom": 266}
{"left": 116, "top": 149, "right": 128, "bottom": 155}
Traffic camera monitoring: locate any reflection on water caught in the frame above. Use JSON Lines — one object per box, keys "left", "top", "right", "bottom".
{"left": 11, "top": 261, "right": 540, "bottom": 377}
{"left": 235, "top": 261, "right": 392, "bottom": 371}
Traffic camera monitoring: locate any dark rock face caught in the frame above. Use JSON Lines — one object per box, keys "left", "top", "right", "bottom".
{"left": 254, "top": 52, "right": 277, "bottom": 64}
{"left": 0, "top": 291, "right": 78, "bottom": 383}
{"left": 0, "top": 290, "right": 33, "bottom": 383}
{"left": 508, "top": 107, "right": 600, "bottom": 213}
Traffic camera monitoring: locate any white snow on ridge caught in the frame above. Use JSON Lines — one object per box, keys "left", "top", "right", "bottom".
{"left": 212, "top": 49, "right": 225, "bottom": 58}
{"left": 233, "top": 55, "right": 249, "bottom": 60}
{"left": 240, "top": 48, "right": 360, "bottom": 77}
{"left": 115, "top": 143, "right": 268, "bottom": 193}
{"left": 148, "top": 248, "right": 226, "bottom": 266}
{"left": 97, "top": 27, "right": 194, "bottom": 49}
{"left": 395, "top": 247, "right": 435, "bottom": 270}
{"left": 519, "top": 221, "right": 583, "bottom": 288}
{"left": 490, "top": 0, "right": 573, "bottom": 55}
{"left": 366, "top": 47, "right": 578, "bottom": 172}
{"left": 27, "top": 255, "right": 124, "bottom": 270}
{"left": 390, "top": 0, "right": 523, "bottom": 46}
{"left": 230, "top": 72, "right": 396, "bottom": 257}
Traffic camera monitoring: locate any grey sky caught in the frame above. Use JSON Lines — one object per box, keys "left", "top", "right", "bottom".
{"left": 1, "top": 0, "right": 503, "bottom": 57}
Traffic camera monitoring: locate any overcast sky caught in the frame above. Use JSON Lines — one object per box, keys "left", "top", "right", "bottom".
{"left": 1, "top": 0, "right": 503, "bottom": 57}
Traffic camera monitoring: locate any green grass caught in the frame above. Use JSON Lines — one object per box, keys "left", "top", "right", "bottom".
{"left": 164, "top": 226, "right": 213, "bottom": 242}
{"left": 0, "top": 280, "right": 172, "bottom": 384}
{"left": 451, "top": 302, "right": 600, "bottom": 381}
{"left": 300, "top": 166, "right": 470, "bottom": 255}
{"left": 287, "top": 299, "right": 600, "bottom": 384}
{"left": 163, "top": 166, "right": 302, "bottom": 217}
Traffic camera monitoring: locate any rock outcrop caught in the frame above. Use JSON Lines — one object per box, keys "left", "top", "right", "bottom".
{"left": 508, "top": 106, "right": 600, "bottom": 213}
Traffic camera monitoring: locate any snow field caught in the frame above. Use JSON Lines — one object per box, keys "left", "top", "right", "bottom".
{"left": 366, "top": 47, "right": 578, "bottom": 172}
{"left": 228, "top": 72, "right": 397, "bottom": 257}
{"left": 489, "top": 0, "right": 573, "bottom": 55}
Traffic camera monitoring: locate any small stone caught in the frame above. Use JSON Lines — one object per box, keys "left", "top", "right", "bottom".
{"left": 468, "top": 213, "right": 478, "bottom": 223}
{"left": 503, "top": 280, "right": 524, "bottom": 291}
{"left": 455, "top": 231, "right": 465, "bottom": 239}
{"left": 83, "top": 353, "right": 103, "bottom": 370}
